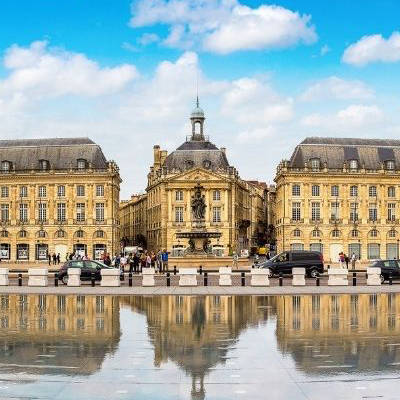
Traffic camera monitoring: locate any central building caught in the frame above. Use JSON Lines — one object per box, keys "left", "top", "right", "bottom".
{"left": 144, "top": 100, "right": 255, "bottom": 258}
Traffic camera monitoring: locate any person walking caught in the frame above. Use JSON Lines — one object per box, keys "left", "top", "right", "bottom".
{"left": 344, "top": 253, "right": 349, "bottom": 269}
{"left": 133, "top": 253, "right": 139, "bottom": 274}
{"left": 338, "top": 252, "right": 345, "bottom": 268}
{"left": 351, "top": 252, "right": 357, "bottom": 270}
{"left": 161, "top": 250, "right": 169, "bottom": 273}
{"left": 56, "top": 253, "right": 61, "bottom": 264}
{"left": 146, "top": 253, "right": 152, "bottom": 268}
{"left": 232, "top": 251, "right": 239, "bottom": 269}
{"left": 52, "top": 253, "right": 57, "bottom": 265}
{"left": 47, "top": 252, "right": 51, "bottom": 266}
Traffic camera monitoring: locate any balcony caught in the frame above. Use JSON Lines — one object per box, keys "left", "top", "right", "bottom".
{"left": 0, "top": 219, "right": 10, "bottom": 226}
{"left": 35, "top": 219, "right": 48, "bottom": 225}
{"left": 367, "top": 219, "right": 378, "bottom": 224}
{"left": 94, "top": 219, "right": 105, "bottom": 225}
{"left": 311, "top": 219, "right": 322, "bottom": 224}
{"left": 329, "top": 218, "right": 342, "bottom": 224}
{"left": 387, "top": 218, "right": 399, "bottom": 224}
{"left": 74, "top": 219, "right": 86, "bottom": 225}
{"left": 290, "top": 218, "right": 304, "bottom": 224}
{"left": 17, "top": 219, "right": 28, "bottom": 225}
{"left": 56, "top": 219, "right": 67, "bottom": 225}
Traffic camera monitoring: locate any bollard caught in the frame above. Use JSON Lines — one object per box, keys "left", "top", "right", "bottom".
{"left": 129, "top": 272, "right": 132, "bottom": 287}
{"left": 54, "top": 273, "right": 58, "bottom": 287}
{"left": 199, "top": 265, "right": 203, "bottom": 275}
{"left": 353, "top": 272, "right": 357, "bottom": 286}
{"left": 316, "top": 272, "right": 320, "bottom": 286}
{"left": 252, "top": 264, "right": 255, "bottom": 269}
{"left": 174, "top": 266, "right": 177, "bottom": 275}
{"left": 204, "top": 272, "right": 208, "bottom": 286}
{"left": 166, "top": 272, "right": 170, "bottom": 287}
{"left": 18, "top": 273, "right": 22, "bottom": 286}
{"left": 327, "top": 264, "right": 330, "bottom": 270}
{"left": 279, "top": 272, "right": 283, "bottom": 287}
{"left": 241, "top": 272, "right": 245, "bottom": 286}
{"left": 389, "top": 273, "right": 393, "bottom": 285}
{"left": 91, "top": 272, "right": 95, "bottom": 287}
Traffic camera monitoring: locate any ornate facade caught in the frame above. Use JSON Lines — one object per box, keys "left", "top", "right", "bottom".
{"left": 0, "top": 138, "right": 121, "bottom": 262}
{"left": 275, "top": 137, "right": 400, "bottom": 263}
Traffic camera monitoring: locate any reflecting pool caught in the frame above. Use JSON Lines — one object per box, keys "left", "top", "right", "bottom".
{"left": 0, "top": 294, "right": 400, "bottom": 399}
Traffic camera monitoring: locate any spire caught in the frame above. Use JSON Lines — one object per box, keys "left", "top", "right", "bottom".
{"left": 196, "top": 95, "right": 199, "bottom": 108}
{"left": 190, "top": 98, "right": 205, "bottom": 141}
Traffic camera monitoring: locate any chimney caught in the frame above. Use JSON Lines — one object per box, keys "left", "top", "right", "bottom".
{"left": 153, "top": 145, "right": 160, "bottom": 164}
{"left": 221, "top": 147, "right": 226, "bottom": 154}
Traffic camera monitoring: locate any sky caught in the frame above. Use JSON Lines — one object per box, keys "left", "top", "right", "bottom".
{"left": 0, "top": 0, "right": 399, "bottom": 198}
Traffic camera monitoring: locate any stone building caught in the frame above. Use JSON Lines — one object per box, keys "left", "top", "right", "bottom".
{"left": 127, "top": 100, "right": 262, "bottom": 256}
{"left": 275, "top": 137, "right": 400, "bottom": 263}
{"left": 0, "top": 138, "right": 120, "bottom": 262}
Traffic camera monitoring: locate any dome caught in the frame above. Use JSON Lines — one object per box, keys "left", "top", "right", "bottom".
{"left": 191, "top": 106, "right": 204, "bottom": 118}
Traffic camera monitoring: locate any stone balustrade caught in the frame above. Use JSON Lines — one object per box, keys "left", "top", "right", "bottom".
{"left": 219, "top": 267, "right": 232, "bottom": 286}
{"left": 67, "top": 268, "right": 81, "bottom": 287}
{"left": 250, "top": 268, "right": 269, "bottom": 286}
{"left": 179, "top": 268, "right": 198, "bottom": 286}
{"left": 367, "top": 267, "right": 381, "bottom": 286}
{"left": 292, "top": 268, "right": 306, "bottom": 286}
{"left": 28, "top": 268, "right": 48, "bottom": 287}
{"left": 101, "top": 268, "right": 121, "bottom": 287}
{"left": 328, "top": 269, "right": 349, "bottom": 286}
{"left": 142, "top": 268, "right": 156, "bottom": 286}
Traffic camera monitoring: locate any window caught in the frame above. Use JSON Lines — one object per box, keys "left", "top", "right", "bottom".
{"left": 388, "top": 203, "right": 396, "bottom": 221}
{"left": 311, "top": 185, "right": 320, "bottom": 196}
{"left": 77, "top": 159, "right": 86, "bottom": 170}
{"left": 0, "top": 230, "right": 8, "bottom": 238}
{"left": 39, "top": 160, "right": 49, "bottom": 170}
{"left": 1, "top": 187, "right": 8, "bottom": 198}
{"left": 76, "top": 185, "right": 85, "bottom": 196}
{"left": 95, "top": 203, "right": 105, "bottom": 222}
{"left": 312, "top": 229, "right": 321, "bottom": 237}
{"left": 1, "top": 205, "right": 9, "bottom": 222}
{"left": 388, "top": 186, "right": 396, "bottom": 198}
{"left": 57, "top": 185, "right": 65, "bottom": 197}
{"left": 1, "top": 161, "right": 10, "bottom": 173}
{"left": 76, "top": 230, "right": 84, "bottom": 238}
{"left": 38, "top": 230, "right": 46, "bottom": 238}
{"left": 56, "top": 230, "right": 66, "bottom": 238}
{"left": 331, "top": 185, "right": 339, "bottom": 197}
{"left": 332, "top": 229, "right": 340, "bottom": 238}
{"left": 57, "top": 203, "right": 66, "bottom": 222}
{"left": 38, "top": 186, "right": 46, "bottom": 198}
{"left": 369, "top": 203, "right": 377, "bottom": 221}
{"left": 368, "top": 244, "right": 380, "bottom": 260}
{"left": 18, "top": 230, "right": 27, "bottom": 238}
{"left": 349, "top": 159, "right": 358, "bottom": 170}
{"left": 292, "top": 184, "right": 300, "bottom": 196}
{"left": 311, "top": 202, "right": 320, "bottom": 221}
{"left": 350, "top": 203, "right": 359, "bottom": 221}
{"left": 20, "top": 186, "right": 27, "bottom": 198}
{"left": 212, "top": 207, "right": 221, "bottom": 223}
{"left": 310, "top": 158, "right": 320, "bottom": 171}
{"left": 19, "top": 204, "right": 28, "bottom": 222}
{"left": 292, "top": 202, "right": 301, "bottom": 221}
{"left": 38, "top": 203, "right": 47, "bottom": 222}
{"left": 388, "top": 229, "right": 397, "bottom": 238}
{"left": 369, "top": 186, "right": 377, "bottom": 197}
{"left": 370, "top": 229, "right": 378, "bottom": 238}
{"left": 351, "top": 229, "right": 359, "bottom": 238}
{"left": 290, "top": 243, "right": 304, "bottom": 250}
{"left": 96, "top": 230, "right": 105, "bottom": 238}
{"left": 96, "top": 185, "right": 104, "bottom": 197}
{"left": 213, "top": 190, "right": 221, "bottom": 201}
{"left": 350, "top": 186, "right": 358, "bottom": 197}
{"left": 76, "top": 203, "right": 85, "bottom": 222}
{"left": 386, "top": 160, "right": 395, "bottom": 170}
{"left": 175, "top": 190, "right": 183, "bottom": 201}
{"left": 293, "top": 229, "right": 301, "bottom": 237}
{"left": 175, "top": 206, "right": 184, "bottom": 223}
{"left": 330, "top": 202, "right": 340, "bottom": 220}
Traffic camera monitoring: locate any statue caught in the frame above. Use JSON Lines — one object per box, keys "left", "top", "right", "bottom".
{"left": 191, "top": 185, "right": 206, "bottom": 220}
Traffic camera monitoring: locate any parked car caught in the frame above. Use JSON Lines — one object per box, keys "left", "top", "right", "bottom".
{"left": 58, "top": 260, "right": 123, "bottom": 285}
{"left": 369, "top": 259, "right": 400, "bottom": 283}
{"left": 258, "top": 250, "right": 324, "bottom": 278}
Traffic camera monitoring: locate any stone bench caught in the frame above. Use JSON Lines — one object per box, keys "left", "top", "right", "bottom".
{"left": 67, "top": 268, "right": 81, "bottom": 287}
{"left": 179, "top": 268, "right": 198, "bottom": 286}
{"left": 142, "top": 268, "right": 156, "bottom": 286}
{"left": 101, "top": 268, "right": 121, "bottom": 287}
{"left": 367, "top": 267, "right": 381, "bottom": 286}
{"left": 219, "top": 267, "right": 232, "bottom": 286}
{"left": 328, "top": 268, "right": 348, "bottom": 286}
{"left": 250, "top": 268, "right": 269, "bottom": 286}
{"left": 28, "top": 268, "right": 48, "bottom": 287}
{"left": 292, "top": 268, "right": 306, "bottom": 286}
{"left": 0, "top": 268, "right": 8, "bottom": 286}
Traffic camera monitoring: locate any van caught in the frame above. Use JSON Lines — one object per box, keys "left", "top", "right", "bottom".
{"left": 258, "top": 250, "right": 324, "bottom": 278}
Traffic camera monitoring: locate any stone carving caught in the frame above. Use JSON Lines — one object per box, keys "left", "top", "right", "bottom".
{"left": 191, "top": 184, "right": 206, "bottom": 220}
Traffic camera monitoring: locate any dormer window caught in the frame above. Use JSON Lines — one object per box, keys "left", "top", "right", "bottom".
{"left": 39, "top": 160, "right": 49, "bottom": 170}
{"left": 386, "top": 160, "right": 395, "bottom": 170}
{"left": 1, "top": 161, "right": 11, "bottom": 173}
{"left": 77, "top": 159, "right": 87, "bottom": 170}
{"left": 310, "top": 158, "right": 320, "bottom": 171}
{"left": 349, "top": 159, "right": 358, "bottom": 171}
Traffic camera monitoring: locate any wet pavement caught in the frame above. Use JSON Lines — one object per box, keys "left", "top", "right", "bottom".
{"left": 0, "top": 293, "right": 400, "bottom": 399}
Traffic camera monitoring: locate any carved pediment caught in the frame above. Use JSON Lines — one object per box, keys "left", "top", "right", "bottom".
{"left": 168, "top": 167, "right": 228, "bottom": 183}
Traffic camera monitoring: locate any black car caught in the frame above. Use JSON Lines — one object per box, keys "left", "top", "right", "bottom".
{"left": 58, "top": 260, "right": 123, "bottom": 285}
{"left": 370, "top": 259, "right": 400, "bottom": 283}
{"left": 258, "top": 250, "right": 324, "bottom": 278}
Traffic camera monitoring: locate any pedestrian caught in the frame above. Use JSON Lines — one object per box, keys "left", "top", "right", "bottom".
{"left": 161, "top": 250, "right": 169, "bottom": 273}
{"left": 338, "top": 252, "right": 345, "bottom": 268}
{"left": 69, "top": 252, "right": 73, "bottom": 261}
{"left": 52, "top": 253, "right": 57, "bottom": 265}
{"left": 140, "top": 253, "right": 146, "bottom": 272}
{"left": 114, "top": 254, "right": 121, "bottom": 269}
{"left": 344, "top": 253, "right": 349, "bottom": 269}
{"left": 266, "top": 251, "right": 270, "bottom": 260}
{"left": 120, "top": 254, "right": 126, "bottom": 272}
{"left": 133, "top": 253, "right": 139, "bottom": 273}
{"left": 56, "top": 253, "right": 60, "bottom": 264}
{"left": 146, "top": 253, "right": 151, "bottom": 268}
{"left": 255, "top": 254, "right": 259, "bottom": 265}
{"left": 351, "top": 252, "right": 357, "bottom": 270}
{"left": 232, "top": 251, "right": 238, "bottom": 269}
{"left": 48, "top": 252, "right": 51, "bottom": 266}
{"left": 151, "top": 252, "right": 156, "bottom": 268}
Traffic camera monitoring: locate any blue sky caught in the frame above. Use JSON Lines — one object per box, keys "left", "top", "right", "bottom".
{"left": 0, "top": 0, "right": 399, "bottom": 196}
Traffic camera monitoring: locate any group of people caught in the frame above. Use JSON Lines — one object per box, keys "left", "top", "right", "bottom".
{"left": 47, "top": 252, "right": 61, "bottom": 265}
{"left": 338, "top": 252, "right": 357, "bottom": 269}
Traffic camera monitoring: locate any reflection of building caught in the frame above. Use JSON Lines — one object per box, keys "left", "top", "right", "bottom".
{"left": 121, "top": 101, "right": 270, "bottom": 255}
{"left": 275, "top": 138, "right": 400, "bottom": 262}
{"left": 276, "top": 293, "right": 400, "bottom": 373}
{"left": 0, "top": 294, "right": 121, "bottom": 374}
{"left": 0, "top": 138, "right": 121, "bottom": 261}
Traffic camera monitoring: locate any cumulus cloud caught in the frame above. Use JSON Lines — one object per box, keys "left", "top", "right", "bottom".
{"left": 342, "top": 31, "right": 400, "bottom": 66}
{"left": 301, "top": 105, "right": 385, "bottom": 129}
{"left": 300, "top": 76, "right": 374, "bottom": 101}
{"left": 137, "top": 33, "right": 160, "bottom": 46}
{"left": 130, "top": 0, "right": 317, "bottom": 53}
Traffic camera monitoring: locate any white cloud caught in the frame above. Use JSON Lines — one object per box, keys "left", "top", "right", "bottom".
{"left": 122, "top": 41, "right": 139, "bottom": 52}
{"left": 0, "top": 40, "right": 138, "bottom": 99}
{"left": 300, "top": 76, "right": 374, "bottom": 101}
{"left": 320, "top": 44, "right": 330, "bottom": 56}
{"left": 301, "top": 104, "right": 385, "bottom": 129}
{"left": 130, "top": 0, "right": 317, "bottom": 53}
{"left": 137, "top": 33, "right": 160, "bottom": 46}
{"left": 342, "top": 31, "right": 400, "bottom": 66}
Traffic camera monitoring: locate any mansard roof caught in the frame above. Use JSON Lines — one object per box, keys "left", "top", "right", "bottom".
{"left": 0, "top": 137, "right": 108, "bottom": 170}
{"left": 290, "top": 137, "right": 400, "bottom": 169}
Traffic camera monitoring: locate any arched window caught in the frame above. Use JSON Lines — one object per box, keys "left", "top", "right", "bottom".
{"left": 331, "top": 229, "right": 340, "bottom": 238}
{"left": 39, "top": 160, "right": 49, "bottom": 170}
{"left": 0, "top": 230, "right": 8, "bottom": 238}
{"left": 293, "top": 228, "right": 301, "bottom": 237}
{"left": 388, "top": 229, "right": 397, "bottom": 238}
{"left": 1, "top": 161, "right": 11, "bottom": 173}
{"left": 369, "top": 229, "right": 378, "bottom": 238}
{"left": 95, "top": 230, "right": 105, "bottom": 238}
{"left": 292, "top": 184, "right": 300, "bottom": 196}
{"left": 56, "top": 230, "right": 66, "bottom": 238}
{"left": 37, "top": 230, "right": 47, "bottom": 238}
{"left": 386, "top": 160, "right": 395, "bottom": 170}
{"left": 310, "top": 158, "right": 320, "bottom": 171}
{"left": 75, "top": 229, "right": 84, "bottom": 238}
{"left": 349, "top": 159, "right": 358, "bottom": 171}
{"left": 18, "top": 230, "right": 27, "bottom": 238}
{"left": 351, "top": 229, "right": 359, "bottom": 238}
{"left": 77, "top": 159, "right": 87, "bottom": 170}
{"left": 311, "top": 229, "right": 321, "bottom": 238}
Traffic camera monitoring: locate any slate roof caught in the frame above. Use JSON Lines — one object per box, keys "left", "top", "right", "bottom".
{"left": 289, "top": 137, "right": 400, "bottom": 170}
{"left": 164, "top": 139, "right": 230, "bottom": 171}
{"left": 0, "top": 138, "right": 108, "bottom": 170}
